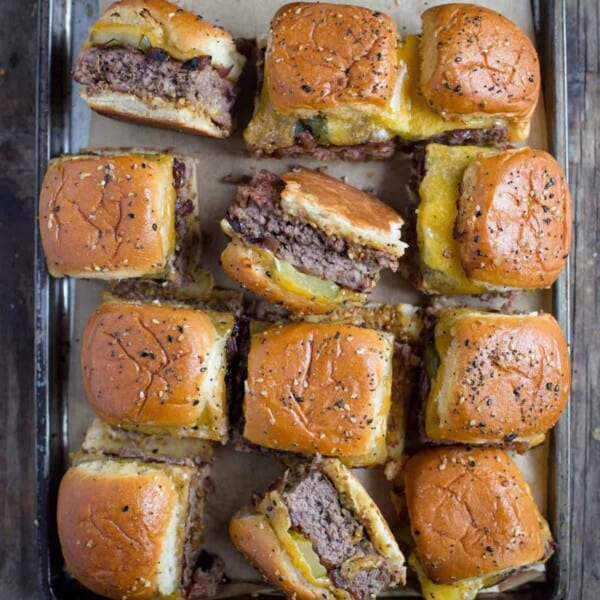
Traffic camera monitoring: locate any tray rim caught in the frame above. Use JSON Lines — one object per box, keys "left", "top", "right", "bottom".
{"left": 33, "top": 0, "right": 571, "bottom": 598}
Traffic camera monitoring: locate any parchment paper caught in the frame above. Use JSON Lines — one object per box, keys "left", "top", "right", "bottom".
{"left": 66, "top": 0, "right": 552, "bottom": 595}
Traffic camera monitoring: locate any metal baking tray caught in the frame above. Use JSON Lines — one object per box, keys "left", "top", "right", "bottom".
{"left": 34, "top": 1, "right": 571, "bottom": 598}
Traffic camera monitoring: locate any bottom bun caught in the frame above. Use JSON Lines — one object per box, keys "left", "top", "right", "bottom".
{"left": 81, "top": 89, "right": 229, "bottom": 138}
{"left": 220, "top": 238, "right": 365, "bottom": 315}
{"left": 230, "top": 512, "right": 333, "bottom": 600}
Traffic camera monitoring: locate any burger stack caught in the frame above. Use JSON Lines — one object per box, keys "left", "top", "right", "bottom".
{"left": 37, "top": 1, "right": 572, "bottom": 599}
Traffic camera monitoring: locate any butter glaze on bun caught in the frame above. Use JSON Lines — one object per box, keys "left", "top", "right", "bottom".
{"left": 455, "top": 147, "right": 572, "bottom": 289}
{"left": 425, "top": 309, "right": 570, "bottom": 448}
{"left": 266, "top": 2, "right": 398, "bottom": 113}
{"left": 404, "top": 446, "right": 552, "bottom": 584}
{"left": 420, "top": 4, "right": 540, "bottom": 124}
{"left": 39, "top": 152, "right": 176, "bottom": 279}
{"left": 57, "top": 459, "right": 195, "bottom": 599}
{"left": 81, "top": 300, "right": 233, "bottom": 441}
{"left": 243, "top": 322, "right": 394, "bottom": 466}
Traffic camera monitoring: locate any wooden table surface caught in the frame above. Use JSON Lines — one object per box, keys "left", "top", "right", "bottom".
{"left": 0, "top": 0, "right": 598, "bottom": 598}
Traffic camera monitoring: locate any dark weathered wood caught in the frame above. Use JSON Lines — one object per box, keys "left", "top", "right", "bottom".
{"left": 0, "top": 0, "right": 598, "bottom": 598}
{"left": 565, "top": 0, "right": 600, "bottom": 597}
{"left": 0, "top": 1, "right": 40, "bottom": 598}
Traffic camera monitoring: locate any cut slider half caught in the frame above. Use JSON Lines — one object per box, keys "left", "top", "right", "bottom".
{"left": 220, "top": 168, "right": 406, "bottom": 315}
{"left": 73, "top": 0, "right": 245, "bottom": 137}
{"left": 230, "top": 458, "right": 406, "bottom": 599}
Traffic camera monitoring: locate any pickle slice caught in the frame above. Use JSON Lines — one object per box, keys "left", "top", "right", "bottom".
{"left": 272, "top": 256, "right": 341, "bottom": 302}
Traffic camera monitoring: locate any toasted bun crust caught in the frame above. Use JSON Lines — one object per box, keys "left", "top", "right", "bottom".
{"left": 220, "top": 239, "right": 365, "bottom": 315}
{"left": 427, "top": 310, "right": 570, "bottom": 445}
{"left": 243, "top": 322, "right": 394, "bottom": 465}
{"left": 281, "top": 168, "right": 406, "bottom": 256}
{"left": 420, "top": 4, "right": 540, "bottom": 123}
{"left": 229, "top": 512, "right": 333, "bottom": 600}
{"left": 266, "top": 3, "right": 398, "bottom": 113}
{"left": 404, "top": 446, "right": 551, "bottom": 584}
{"left": 82, "top": 300, "right": 231, "bottom": 441}
{"left": 57, "top": 460, "right": 188, "bottom": 599}
{"left": 456, "top": 148, "right": 572, "bottom": 289}
{"left": 81, "top": 90, "right": 230, "bottom": 138}
{"left": 89, "top": 0, "right": 244, "bottom": 79}
{"left": 39, "top": 152, "right": 175, "bottom": 278}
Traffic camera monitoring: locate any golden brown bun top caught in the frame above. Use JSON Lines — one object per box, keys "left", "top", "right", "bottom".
{"left": 244, "top": 322, "right": 393, "bottom": 460}
{"left": 420, "top": 4, "right": 540, "bottom": 120}
{"left": 404, "top": 446, "right": 550, "bottom": 584}
{"left": 455, "top": 148, "right": 572, "bottom": 288}
{"left": 91, "top": 0, "right": 244, "bottom": 75}
{"left": 281, "top": 168, "right": 406, "bottom": 256}
{"left": 39, "top": 152, "right": 175, "bottom": 278}
{"left": 266, "top": 3, "right": 398, "bottom": 113}
{"left": 82, "top": 300, "right": 219, "bottom": 428}
{"left": 57, "top": 460, "right": 182, "bottom": 599}
{"left": 433, "top": 310, "right": 570, "bottom": 443}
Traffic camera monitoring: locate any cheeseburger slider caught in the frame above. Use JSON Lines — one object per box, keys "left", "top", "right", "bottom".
{"left": 57, "top": 457, "right": 223, "bottom": 599}
{"left": 239, "top": 321, "right": 395, "bottom": 467}
{"left": 408, "top": 145, "right": 572, "bottom": 295}
{"left": 73, "top": 0, "right": 245, "bottom": 137}
{"left": 230, "top": 458, "right": 406, "bottom": 599}
{"left": 245, "top": 3, "right": 539, "bottom": 158}
{"left": 221, "top": 168, "right": 406, "bottom": 315}
{"left": 422, "top": 309, "right": 570, "bottom": 450}
{"left": 245, "top": 2, "right": 401, "bottom": 159}
{"left": 395, "top": 3, "right": 540, "bottom": 147}
{"left": 39, "top": 150, "right": 200, "bottom": 285}
{"left": 81, "top": 299, "right": 237, "bottom": 442}
{"left": 403, "top": 446, "right": 554, "bottom": 599}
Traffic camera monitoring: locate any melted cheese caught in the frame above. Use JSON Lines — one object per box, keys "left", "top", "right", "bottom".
{"left": 377, "top": 36, "right": 513, "bottom": 140}
{"left": 417, "top": 144, "right": 498, "bottom": 294}
{"left": 245, "top": 35, "right": 518, "bottom": 151}
{"left": 409, "top": 554, "right": 486, "bottom": 600}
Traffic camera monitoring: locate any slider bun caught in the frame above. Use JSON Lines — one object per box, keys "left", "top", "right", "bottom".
{"left": 266, "top": 3, "right": 398, "bottom": 114}
{"left": 281, "top": 168, "right": 406, "bottom": 257}
{"left": 404, "top": 446, "right": 551, "bottom": 584}
{"left": 81, "top": 90, "right": 232, "bottom": 138}
{"left": 39, "top": 152, "right": 175, "bottom": 278}
{"left": 89, "top": 0, "right": 244, "bottom": 79}
{"left": 82, "top": 300, "right": 232, "bottom": 441}
{"left": 456, "top": 148, "right": 572, "bottom": 289}
{"left": 420, "top": 4, "right": 540, "bottom": 125}
{"left": 243, "top": 322, "right": 394, "bottom": 466}
{"left": 426, "top": 310, "right": 570, "bottom": 447}
{"left": 229, "top": 512, "right": 330, "bottom": 600}
{"left": 57, "top": 459, "right": 191, "bottom": 599}
{"left": 220, "top": 239, "right": 366, "bottom": 315}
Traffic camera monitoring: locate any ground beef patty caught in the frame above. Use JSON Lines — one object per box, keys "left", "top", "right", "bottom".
{"left": 397, "top": 125, "right": 509, "bottom": 153}
{"left": 282, "top": 468, "right": 393, "bottom": 599}
{"left": 224, "top": 170, "right": 400, "bottom": 292}
{"left": 248, "top": 130, "right": 397, "bottom": 160}
{"left": 74, "top": 46, "right": 237, "bottom": 129}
